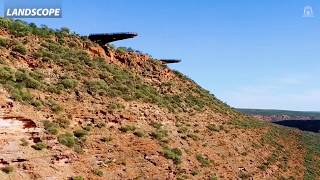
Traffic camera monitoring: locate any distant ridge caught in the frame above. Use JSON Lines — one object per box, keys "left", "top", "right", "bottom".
{"left": 237, "top": 108, "right": 320, "bottom": 120}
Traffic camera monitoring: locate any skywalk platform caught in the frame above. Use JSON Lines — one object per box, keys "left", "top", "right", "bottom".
{"left": 159, "top": 59, "right": 181, "bottom": 64}
{"left": 88, "top": 32, "right": 138, "bottom": 45}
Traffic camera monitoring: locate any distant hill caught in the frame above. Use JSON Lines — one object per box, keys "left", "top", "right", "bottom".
{"left": 237, "top": 108, "right": 320, "bottom": 121}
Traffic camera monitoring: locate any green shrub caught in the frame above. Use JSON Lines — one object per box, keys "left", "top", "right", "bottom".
{"left": 59, "top": 27, "right": 70, "bottom": 35}
{"left": 49, "top": 100, "right": 63, "bottom": 112}
{"left": 133, "top": 130, "right": 146, "bottom": 137}
{"left": 187, "top": 133, "right": 200, "bottom": 141}
{"left": 150, "top": 122, "right": 162, "bottom": 129}
{"left": 0, "top": 58, "right": 8, "bottom": 65}
{"left": 20, "top": 138, "right": 29, "bottom": 146}
{"left": 8, "top": 20, "right": 32, "bottom": 37}
{"left": 30, "top": 99, "right": 43, "bottom": 108}
{"left": 151, "top": 129, "right": 169, "bottom": 141}
{"left": 12, "top": 43, "right": 27, "bottom": 55}
{"left": 0, "top": 19, "right": 52, "bottom": 38}
{"left": 15, "top": 70, "right": 28, "bottom": 82}
{"left": 119, "top": 125, "right": 136, "bottom": 133}
{"left": 43, "top": 120, "right": 59, "bottom": 135}
{"left": 0, "top": 66, "right": 15, "bottom": 82}
{"left": 73, "top": 129, "right": 88, "bottom": 138}
{"left": 116, "top": 47, "right": 127, "bottom": 54}
{"left": 238, "top": 171, "right": 252, "bottom": 179}
{"left": 0, "top": 37, "right": 8, "bottom": 47}
{"left": 43, "top": 120, "right": 54, "bottom": 129}
{"left": 74, "top": 144, "right": 84, "bottom": 154}
{"left": 85, "top": 80, "right": 108, "bottom": 95}
{"left": 191, "top": 170, "right": 199, "bottom": 176}
{"left": 25, "top": 77, "right": 41, "bottom": 89}
{"left": 47, "top": 84, "right": 63, "bottom": 94}
{"left": 47, "top": 126, "right": 59, "bottom": 135}
{"left": 207, "top": 124, "right": 220, "bottom": 132}
{"left": 100, "top": 136, "right": 112, "bottom": 143}
{"left": 172, "top": 70, "right": 190, "bottom": 81}
{"left": 177, "top": 126, "right": 188, "bottom": 134}
{"left": 71, "top": 176, "right": 84, "bottom": 180}
{"left": 163, "top": 147, "right": 182, "bottom": 164}
{"left": 59, "top": 78, "right": 77, "bottom": 89}
{"left": 209, "top": 175, "right": 218, "bottom": 180}
{"left": 1, "top": 165, "right": 14, "bottom": 174}
{"left": 15, "top": 69, "right": 42, "bottom": 89}
{"left": 196, "top": 154, "right": 210, "bottom": 167}
{"left": 93, "top": 169, "right": 103, "bottom": 177}
{"left": 229, "top": 118, "right": 266, "bottom": 129}
{"left": 300, "top": 132, "right": 320, "bottom": 179}
{"left": 0, "top": 74, "right": 42, "bottom": 105}
{"left": 31, "top": 25, "right": 55, "bottom": 38}
{"left": 83, "top": 125, "right": 92, "bottom": 131}
{"left": 54, "top": 117, "right": 70, "bottom": 128}
{"left": 29, "top": 70, "right": 44, "bottom": 81}
{"left": 58, "top": 133, "right": 76, "bottom": 147}
{"left": 108, "top": 103, "right": 125, "bottom": 112}
{"left": 31, "top": 142, "right": 47, "bottom": 150}
{"left": 9, "top": 87, "right": 33, "bottom": 103}
{"left": 107, "top": 44, "right": 116, "bottom": 50}
{"left": 58, "top": 38, "right": 65, "bottom": 45}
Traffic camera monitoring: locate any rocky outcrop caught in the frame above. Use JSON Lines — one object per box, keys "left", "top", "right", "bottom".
{"left": 85, "top": 44, "right": 106, "bottom": 58}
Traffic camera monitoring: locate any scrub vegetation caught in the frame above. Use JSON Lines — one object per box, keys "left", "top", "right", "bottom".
{"left": 0, "top": 17, "right": 318, "bottom": 180}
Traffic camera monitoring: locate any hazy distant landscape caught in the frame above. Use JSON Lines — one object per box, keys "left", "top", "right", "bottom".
{"left": 237, "top": 108, "right": 320, "bottom": 120}
{"left": 238, "top": 108, "right": 320, "bottom": 133}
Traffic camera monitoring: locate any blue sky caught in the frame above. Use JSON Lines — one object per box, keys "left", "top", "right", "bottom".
{"left": 1, "top": 0, "right": 320, "bottom": 111}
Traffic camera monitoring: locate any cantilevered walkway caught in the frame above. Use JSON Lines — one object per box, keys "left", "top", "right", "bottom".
{"left": 88, "top": 32, "right": 181, "bottom": 64}
{"left": 88, "top": 32, "right": 138, "bottom": 45}
{"left": 159, "top": 59, "right": 181, "bottom": 64}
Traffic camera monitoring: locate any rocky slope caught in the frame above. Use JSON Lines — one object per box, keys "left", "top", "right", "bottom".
{"left": 0, "top": 18, "right": 318, "bottom": 180}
